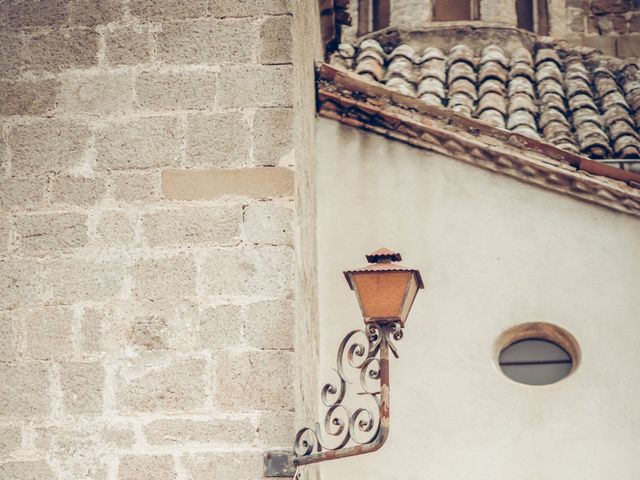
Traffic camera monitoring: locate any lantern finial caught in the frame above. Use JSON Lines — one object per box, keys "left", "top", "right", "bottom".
{"left": 366, "top": 247, "right": 402, "bottom": 263}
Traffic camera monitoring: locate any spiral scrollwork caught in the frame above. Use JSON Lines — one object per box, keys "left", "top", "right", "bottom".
{"left": 293, "top": 321, "right": 403, "bottom": 463}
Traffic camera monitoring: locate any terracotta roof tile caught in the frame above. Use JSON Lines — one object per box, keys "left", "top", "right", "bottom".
{"left": 332, "top": 29, "right": 640, "bottom": 164}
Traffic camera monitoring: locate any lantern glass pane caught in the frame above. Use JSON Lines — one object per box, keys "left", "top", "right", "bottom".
{"left": 351, "top": 271, "right": 412, "bottom": 319}
{"left": 398, "top": 274, "right": 419, "bottom": 324}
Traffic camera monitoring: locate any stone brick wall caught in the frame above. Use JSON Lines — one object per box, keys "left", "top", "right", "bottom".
{"left": 0, "top": 1, "right": 319, "bottom": 479}
{"left": 566, "top": 0, "right": 640, "bottom": 57}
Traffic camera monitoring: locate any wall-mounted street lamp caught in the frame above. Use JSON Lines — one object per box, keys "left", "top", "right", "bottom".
{"left": 265, "top": 248, "right": 424, "bottom": 477}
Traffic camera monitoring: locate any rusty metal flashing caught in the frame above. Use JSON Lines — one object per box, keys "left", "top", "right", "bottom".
{"left": 317, "top": 63, "right": 640, "bottom": 219}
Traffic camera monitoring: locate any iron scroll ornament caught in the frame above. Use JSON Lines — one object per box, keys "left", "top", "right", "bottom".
{"left": 292, "top": 321, "right": 403, "bottom": 471}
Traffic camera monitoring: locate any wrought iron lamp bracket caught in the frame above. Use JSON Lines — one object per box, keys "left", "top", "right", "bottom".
{"left": 264, "top": 320, "right": 404, "bottom": 477}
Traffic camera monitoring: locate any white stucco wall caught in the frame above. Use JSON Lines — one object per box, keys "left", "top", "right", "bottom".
{"left": 316, "top": 118, "right": 640, "bottom": 480}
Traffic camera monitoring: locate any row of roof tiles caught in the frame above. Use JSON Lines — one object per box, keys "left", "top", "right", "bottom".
{"left": 331, "top": 38, "right": 640, "bottom": 161}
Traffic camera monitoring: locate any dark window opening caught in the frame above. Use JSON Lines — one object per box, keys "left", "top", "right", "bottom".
{"left": 432, "top": 0, "right": 478, "bottom": 21}
{"left": 499, "top": 338, "right": 573, "bottom": 385}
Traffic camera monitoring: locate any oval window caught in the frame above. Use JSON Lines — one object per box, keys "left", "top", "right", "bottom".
{"left": 499, "top": 338, "right": 572, "bottom": 385}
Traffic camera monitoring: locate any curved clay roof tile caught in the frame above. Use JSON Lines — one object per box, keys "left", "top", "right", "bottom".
{"left": 539, "top": 109, "right": 570, "bottom": 128}
{"left": 509, "top": 63, "right": 535, "bottom": 80}
{"left": 507, "top": 109, "right": 537, "bottom": 130}
{"left": 417, "top": 77, "right": 446, "bottom": 98}
{"left": 356, "top": 49, "right": 385, "bottom": 66}
{"left": 614, "top": 136, "right": 640, "bottom": 158}
{"left": 477, "top": 92, "right": 507, "bottom": 115}
{"left": 386, "top": 77, "right": 416, "bottom": 96}
{"left": 338, "top": 43, "right": 356, "bottom": 59}
{"left": 417, "top": 46, "right": 446, "bottom": 63}
{"left": 535, "top": 48, "right": 562, "bottom": 66}
{"left": 479, "top": 62, "right": 508, "bottom": 83}
{"left": 479, "top": 78, "right": 506, "bottom": 97}
{"left": 512, "top": 125, "right": 540, "bottom": 138}
{"left": 601, "top": 91, "right": 630, "bottom": 110}
{"left": 478, "top": 108, "right": 506, "bottom": 128}
{"left": 537, "top": 79, "right": 565, "bottom": 97}
{"left": 595, "top": 77, "right": 621, "bottom": 97}
{"left": 508, "top": 77, "right": 536, "bottom": 97}
{"left": 448, "top": 44, "right": 476, "bottom": 66}
{"left": 449, "top": 93, "right": 476, "bottom": 109}
{"left": 508, "top": 92, "right": 537, "bottom": 114}
{"left": 419, "top": 92, "right": 444, "bottom": 106}
{"left": 536, "top": 64, "right": 564, "bottom": 84}
{"left": 450, "top": 103, "right": 474, "bottom": 117}
{"left": 572, "top": 108, "right": 605, "bottom": 128}
{"left": 481, "top": 46, "right": 509, "bottom": 68}
{"left": 569, "top": 93, "right": 598, "bottom": 112}
{"left": 565, "top": 78, "right": 594, "bottom": 97}
{"left": 448, "top": 62, "right": 476, "bottom": 82}
{"left": 418, "top": 64, "right": 446, "bottom": 83}
{"left": 355, "top": 58, "right": 384, "bottom": 81}
{"left": 448, "top": 78, "right": 478, "bottom": 99}
{"left": 510, "top": 47, "right": 534, "bottom": 66}
{"left": 603, "top": 105, "right": 636, "bottom": 127}
{"left": 608, "top": 119, "right": 640, "bottom": 141}
{"left": 576, "top": 122, "right": 610, "bottom": 143}
{"left": 359, "top": 39, "right": 385, "bottom": 55}
{"left": 388, "top": 43, "right": 416, "bottom": 62}
{"left": 385, "top": 57, "right": 415, "bottom": 82}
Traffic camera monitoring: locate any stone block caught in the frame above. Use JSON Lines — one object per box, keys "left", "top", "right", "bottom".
{"left": 0, "top": 258, "right": 44, "bottom": 310}
{"left": 50, "top": 176, "right": 106, "bottom": 206}
{"left": 259, "top": 15, "right": 293, "bottom": 64}
{"left": 591, "top": 0, "right": 631, "bottom": 14}
{"left": 257, "top": 410, "right": 295, "bottom": 447}
{"left": 117, "top": 358, "right": 208, "bottom": 412}
{"left": 0, "top": 177, "right": 47, "bottom": 210}
{"left": 25, "top": 306, "right": 74, "bottom": 360}
{"left": 94, "top": 211, "right": 136, "bottom": 246}
{"left": 109, "top": 171, "right": 161, "bottom": 203}
{"left": 209, "top": 0, "right": 291, "bottom": 17}
{"left": 136, "top": 70, "right": 218, "bottom": 110}
{"left": 118, "top": 455, "right": 176, "bottom": 480}
{"left": 0, "top": 461, "right": 56, "bottom": 480}
{"left": 143, "top": 417, "right": 255, "bottom": 445}
{"left": 81, "top": 307, "right": 103, "bottom": 354}
{"left": 60, "top": 362, "right": 104, "bottom": 414}
{"left": 186, "top": 112, "right": 251, "bottom": 167}
{"left": 0, "top": 214, "right": 7, "bottom": 253}
{"left": 127, "top": 301, "right": 198, "bottom": 352}
{"left": 157, "top": 19, "right": 257, "bottom": 65}
{"left": 0, "top": 312, "right": 17, "bottom": 361}
{"left": 242, "top": 201, "right": 293, "bottom": 245}
{"left": 218, "top": 65, "right": 293, "bottom": 107}
{"left": 199, "top": 305, "right": 243, "bottom": 349}
{"left": 141, "top": 206, "right": 241, "bottom": 247}
{"left": 201, "top": 246, "right": 293, "bottom": 297}
{"left": 182, "top": 452, "right": 262, "bottom": 480}
{"left": 254, "top": 108, "right": 294, "bottom": 165}
{"left": 46, "top": 258, "right": 124, "bottom": 303}
{"left": 23, "top": 28, "right": 100, "bottom": 72}
{"left": 70, "top": 0, "right": 123, "bottom": 26}
{"left": 215, "top": 350, "right": 293, "bottom": 410}
{"left": 0, "top": 425, "right": 21, "bottom": 456}
{"left": 582, "top": 34, "right": 617, "bottom": 54}
{"left": 96, "top": 117, "right": 180, "bottom": 170}
{"left": 0, "top": 362, "right": 51, "bottom": 417}
{"left": 161, "top": 167, "right": 294, "bottom": 201}
{"left": 244, "top": 300, "right": 294, "bottom": 350}
{"left": 130, "top": 0, "right": 207, "bottom": 20}
{"left": 617, "top": 35, "right": 640, "bottom": 57}
{"left": 9, "top": 120, "right": 91, "bottom": 176}
{"left": 14, "top": 213, "right": 88, "bottom": 255}
{"left": 131, "top": 253, "right": 196, "bottom": 300}
{"left": 0, "top": 78, "right": 59, "bottom": 116}
{"left": 59, "top": 71, "right": 134, "bottom": 114}
{"left": 630, "top": 13, "right": 640, "bottom": 31}
{"left": 0, "top": 0, "right": 68, "bottom": 28}
{"left": 105, "top": 26, "right": 152, "bottom": 66}
{"left": 0, "top": 33, "right": 21, "bottom": 79}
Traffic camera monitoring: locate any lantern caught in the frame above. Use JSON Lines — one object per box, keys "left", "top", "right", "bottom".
{"left": 343, "top": 248, "right": 424, "bottom": 327}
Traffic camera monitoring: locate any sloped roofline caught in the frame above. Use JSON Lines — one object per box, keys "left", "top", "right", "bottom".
{"left": 317, "top": 62, "right": 640, "bottom": 218}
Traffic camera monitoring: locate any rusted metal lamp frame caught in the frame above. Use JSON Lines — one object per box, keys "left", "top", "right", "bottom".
{"left": 264, "top": 248, "right": 424, "bottom": 477}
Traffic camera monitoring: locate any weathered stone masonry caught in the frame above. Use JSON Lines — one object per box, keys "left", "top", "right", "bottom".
{"left": 0, "top": 1, "right": 318, "bottom": 479}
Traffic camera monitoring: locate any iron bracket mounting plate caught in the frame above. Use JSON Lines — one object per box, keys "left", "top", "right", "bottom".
{"left": 264, "top": 451, "right": 296, "bottom": 477}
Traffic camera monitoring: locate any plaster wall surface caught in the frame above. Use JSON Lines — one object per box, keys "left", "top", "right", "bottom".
{"left": 316, "top": 118, "right": 640, "bottom": 480}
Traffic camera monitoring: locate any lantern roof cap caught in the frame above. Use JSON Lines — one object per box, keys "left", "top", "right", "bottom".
{"left": 344, "top": 248, "right": 425, "bottom": 289}
{"left": 366, "top": 247, "right": 402, "bottom": 263}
